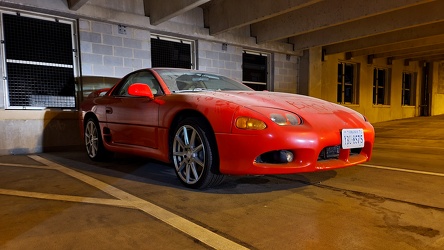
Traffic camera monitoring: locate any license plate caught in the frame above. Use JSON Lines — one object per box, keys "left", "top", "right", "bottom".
{"left": 341, "top": 129, "right": 364, "bottom": 149}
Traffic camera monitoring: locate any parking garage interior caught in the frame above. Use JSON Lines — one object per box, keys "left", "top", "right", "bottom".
{"left": 1, "top": 0, "right": 444, "bottom": 249}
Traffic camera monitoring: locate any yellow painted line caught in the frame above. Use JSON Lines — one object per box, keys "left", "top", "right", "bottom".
{"left": 431, "top": 236, "right": 444, "bottom": 248}
{"left": 0, "top": 162, "right": 51, "bottom": 169}
{"left": 360, "top": 163, "right": 444, "bottom": 177}
{"left": 28, "top": 155, "right": 248, "bottom": 250}
{"left": 0, "top": 188, "right": 132, "bottom": 208}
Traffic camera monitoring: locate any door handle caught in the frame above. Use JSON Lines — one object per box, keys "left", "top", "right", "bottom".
{"left": 106, "top": 107, "right": 113, "bottom": 114}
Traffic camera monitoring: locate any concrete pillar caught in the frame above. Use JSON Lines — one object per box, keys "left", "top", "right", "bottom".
{"left": 308, "top": 46, "right": 323, "bottom": 98}
{"left": 298, "top": 46, "right": 323, "bottom": 98}
{"left": 298, "top": 50, "right": 309, "bottom": 95}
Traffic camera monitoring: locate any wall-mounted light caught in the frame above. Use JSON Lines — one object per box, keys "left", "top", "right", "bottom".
{"left": 387, "top": 57, "right": 393, "bottom": 65}
{"left": 367, "top": 54, "right": 374, "bottom": 64}
{"left": 222, "top": 43, "right": 228, "bottom": 51}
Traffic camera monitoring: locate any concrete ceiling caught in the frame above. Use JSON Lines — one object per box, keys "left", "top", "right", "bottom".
{"left": 68, "top": 0, "right": 444, "bottom": 63}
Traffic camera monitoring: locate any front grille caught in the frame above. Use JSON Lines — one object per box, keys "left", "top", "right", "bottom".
{"left": 318, "top": 145, "right": 363, "bottom": 161}
{"left": 318, "top": 145, "right": 341, "bottom": 160}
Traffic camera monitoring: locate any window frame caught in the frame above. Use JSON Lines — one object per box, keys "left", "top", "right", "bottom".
{"left": 150, "top": 34, "right": 195, "bottom": 70}
{"left": 242, "top": 50, "right": 270, "bottom": 91}
{"left": 401, "top": 71, "right": 416, "bottom": 106}
{"left": 337, "top": 61, "right": 359, "bottom": 105}
{"left": 372, "top": 67, "right": 391, "bottom": 105}
{"left": 1, "top": 10, "right": 79, "bottom": 110}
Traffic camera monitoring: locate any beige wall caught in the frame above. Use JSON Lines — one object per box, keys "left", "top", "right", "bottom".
{"left": 306, "top": 47, "right": 424, "bottom": 123}
{"left": 431, "top": 62, "right": 444, "bottom": 116}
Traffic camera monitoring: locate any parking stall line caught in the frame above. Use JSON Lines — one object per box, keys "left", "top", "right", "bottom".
{"left": 0, "top": 188, "right": 132, "bottom": 208}
{"left": 360, "top": 163, "right": 444, "bottom": 177}
{"left": 28, "top": 155, "right": 249, "bottom": 250}
{"left": 0, "top": 162, "right": 54, "bottom": 169}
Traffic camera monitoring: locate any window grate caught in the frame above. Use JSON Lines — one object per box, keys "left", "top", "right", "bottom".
{"left": 151, "top": 37, "right": 192, "bottom": 69}
{"left": 7, "top": 63, "right": 75, "bottom": 107}
{"left": 3, "top": 13, "right": 75, "bottom": 108}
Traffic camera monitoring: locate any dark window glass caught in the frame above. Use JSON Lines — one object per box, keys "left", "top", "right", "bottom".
{"left": 243, "top": 52, "right": 267, "bottom": 91}
{"left": 151, "top": 37, "right": 192, "bottom": 69}
{"left": 337, "top": 62, "right": 358, "bottom": 104}
{"left": 402, "top": 72, "right": 415, "bottom": 106}
{"left": 3, "top": 13, "right": 75, "bottom": 108}
{"left": 373, "top": 68, "right": 390, "bottom": 105}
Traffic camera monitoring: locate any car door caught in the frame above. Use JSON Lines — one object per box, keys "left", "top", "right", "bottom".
{"left": 105, "top": 70, "right": 163, "bottom": 148}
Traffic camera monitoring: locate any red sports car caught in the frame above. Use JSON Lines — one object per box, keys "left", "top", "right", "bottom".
{"left": 80, "top": 68, "right": 374, "bottom": 189}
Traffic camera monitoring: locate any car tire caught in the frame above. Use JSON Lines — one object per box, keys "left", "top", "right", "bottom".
{"left": 171, "top": 117, "right": 225, "bottom": 189}
{"left": 84, "top": 117, "right": 111, "bottom": 161}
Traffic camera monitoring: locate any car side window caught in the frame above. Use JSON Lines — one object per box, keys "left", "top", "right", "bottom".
{"left": 112, "top": 71, "right": 163, "bottom": 96}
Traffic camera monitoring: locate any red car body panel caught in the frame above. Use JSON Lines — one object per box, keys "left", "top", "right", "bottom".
{"left": 80, "top": 68, "right": 374, "bottom": 175}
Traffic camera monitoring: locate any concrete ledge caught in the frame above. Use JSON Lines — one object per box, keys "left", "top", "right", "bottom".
{"left": 0, "top": 110, "right": 83, "bottom": 155}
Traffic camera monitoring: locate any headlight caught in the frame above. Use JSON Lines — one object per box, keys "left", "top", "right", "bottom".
{"left": 270, "top": 113, "right": 302, "bottom": 126}
{"left": 235, "top": 117, "right": 267, "bottom": 130}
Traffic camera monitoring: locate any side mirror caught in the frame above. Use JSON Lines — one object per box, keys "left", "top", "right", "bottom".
{"left": 128, "top": 83, "right": 154, "bottom": 99}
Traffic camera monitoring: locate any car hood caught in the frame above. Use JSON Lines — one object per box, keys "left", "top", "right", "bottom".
{"left": 182, "top": 91, "right": 369, "bottom": 129}
{"left": 188, "top": 91, "right": 357, "bottom": 115}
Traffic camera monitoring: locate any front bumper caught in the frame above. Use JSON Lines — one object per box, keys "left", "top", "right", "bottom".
{"left": 215, "top": 125, "right": 374, "bottom": 175}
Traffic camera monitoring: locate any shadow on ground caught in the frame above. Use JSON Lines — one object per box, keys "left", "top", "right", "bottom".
{"left": 40, "top": 151, "right": 337, "bottom": 194}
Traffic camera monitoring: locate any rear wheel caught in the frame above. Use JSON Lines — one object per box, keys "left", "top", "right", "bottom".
{"left": 171, "top": 117, "right": 225, "bottom": 189}
{"left": 84, "top": 118, "right": 110, "bottom": 161}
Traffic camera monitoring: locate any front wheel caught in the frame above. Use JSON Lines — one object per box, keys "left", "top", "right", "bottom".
{"left": 171, "top": 117, "right": 225, "bottom": 189}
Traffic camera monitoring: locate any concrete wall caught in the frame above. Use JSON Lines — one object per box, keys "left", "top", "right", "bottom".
{"left": 274, "top": 53, "right": 298, "bottom": 93}
{"left": 197, "top": 40, "right": 242, "bottom": 81}
{"left": 79, "top": 19, "right": 152, "bottom": 98}
{"left": 307, "top": 48, "right": 422, "bottom": 123}
{"left": 431, "top": 61, "right": 444, "bottom": 116}
{"left": 197, "top": 41, "right": 298, "bottom": 93}
{"left": 0, "top": 110, "right": 82, "bottom": 155}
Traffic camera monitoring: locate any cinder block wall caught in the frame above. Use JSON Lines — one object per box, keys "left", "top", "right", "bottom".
{"left": 274, "top": 53, "right": 299, "bottom": 93}
{"left": 79, "top": 19, "right": 151, "bottom": 78}
{"left": 79, "top": 19, "right": 152, "bottom": 98}
{"left": 197, "top": 40, "right": 242, "bottom": 81}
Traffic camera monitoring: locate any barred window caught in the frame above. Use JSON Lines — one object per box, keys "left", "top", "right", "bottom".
{"left": 2, "top": 13, "right": 76, "bottom": 109}
{"left": 151, "top": 35, "right": 193, "bottom": 69}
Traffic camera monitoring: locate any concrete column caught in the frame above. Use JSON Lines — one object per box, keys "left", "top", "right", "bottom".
{"left": 298, "top": 46, "right": 323, "bottom": 98}
{"left": 308, "top": 46, "right": 323, "bottom": 98}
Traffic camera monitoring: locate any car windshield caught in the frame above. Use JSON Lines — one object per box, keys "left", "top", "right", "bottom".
{"left": 154, "top": 69, "right": 253, "bottom": 92}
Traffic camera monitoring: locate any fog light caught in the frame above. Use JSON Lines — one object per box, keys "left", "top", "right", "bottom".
{"left": 256, "top": 150, "right": 294, "bottom": 164}
{"left": 280, "top": 150, "right": 294, "bottom": 163}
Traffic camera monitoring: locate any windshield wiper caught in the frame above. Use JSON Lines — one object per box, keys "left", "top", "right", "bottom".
{"left": 173, "top": 88, "right": 221, "bottom": 93}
